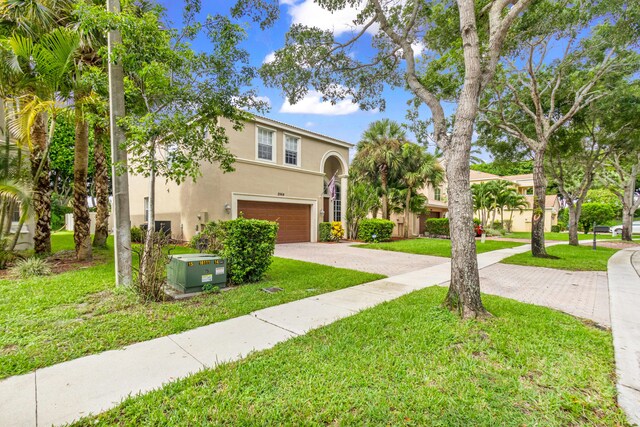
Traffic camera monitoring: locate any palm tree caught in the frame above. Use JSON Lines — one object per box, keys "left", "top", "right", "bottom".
{"left": 486, "top": 180, "right": 512, "bottom": 228}
{"left": 471, "top": 182, "right": 494, "bottom": 228}
{"left": 353, "top": 119, "right": 406, "bottom": 219}
{"left": 503, "top": 191, "right": 529, "bottom": 233}
{"left": 395, "top": 143, "right": 444, "bottom": 237}
{"left": 2, "top": 0, "right": 78, "bottom": 255}
{"left": 92, "top": 119, "right": 110, "bottom": 248}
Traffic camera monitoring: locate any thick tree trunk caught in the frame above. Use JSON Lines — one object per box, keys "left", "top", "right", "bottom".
{"left": 621, "top": 207, "right": 632, "bottom": 241}
{"left": 567, "top": 201, "right": 582, "bottom": 246}
{"left": 31, "top": 112, "right": 51, "bottom": 255}
{"left": 93, "top": 125, "right": 110, "bottom": 248}
{"left": 443, "top": 0, "right": 487, "bottom": 318}
{"left": 73, "top": 102, "right": 92, "bottom": 261}
{"left": 531, "top": 149, "right": 548, "bottom": 257}
{"left": 445, "top": 140, "right": 486, "bottom": 318}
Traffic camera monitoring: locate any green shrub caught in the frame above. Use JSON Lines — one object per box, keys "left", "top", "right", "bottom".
{"left": 11, "top": 257, "right": 51, "bottom": 278}
{"left": 580, "top": 203, "right": 616, "bottom": 234}
{"left": 190, "top": 221, "right": 226, "bottom": 253}
{"left": 222, "top": 217, "right": 278, "bottom": 284}
{"left": 473, "top": 218, "right": 481, "bottom": 226}
{"left": 556, "top": 221, "right": 567, "bottom": 231}
{"left": 319, "top": 222, "right": 332, "bottom": 242}
{"left": 485, "top": 228, "right": 505, "bottom": 237}
{"left": 358, "top": 218, "right": 394, "bottom": 243}
{"left": 490, "top": 220, "right": 503, "bottom": 230}
{"left": 202, "top": 283, "right": 221, "bottom": 294}
{"left": 425, "top": 218, "right": 450, "bottom": 237}
{"left": 131, "top": 226, "right": 143, "bottom": 243}
{"left": 551, "top": 225, "right": 560, "bottom": 233}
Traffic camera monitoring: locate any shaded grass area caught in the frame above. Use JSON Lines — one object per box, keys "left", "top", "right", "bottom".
{"left": 501, "top": 244, "right": 618, "bottom": 271}
{"left": 505, "top": 231, "right": 630, "bottom": 241}
{"left": 356, "top": 237, "right": 523, "bottom": 257}
{"left": 74, "top": 287, "right": 627, "bottom": 427}
{"left": 0, "top": 233, "right": 383, "bottom": 379}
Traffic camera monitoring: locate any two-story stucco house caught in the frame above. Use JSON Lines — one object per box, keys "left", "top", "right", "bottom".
{"left": 128, "top": 116, "right": 351, "bottom": 243}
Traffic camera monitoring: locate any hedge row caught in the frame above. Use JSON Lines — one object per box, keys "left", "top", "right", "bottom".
{"left": 358, "top": 218, "right": 394, "bottom": 243}
{"left": 424, "top": 218, "right": 449, "bottom": 237}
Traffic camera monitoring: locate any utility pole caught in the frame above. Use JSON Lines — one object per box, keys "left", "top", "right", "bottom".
{"left": 107, "top": 0, "right": 132, "bottom": 286}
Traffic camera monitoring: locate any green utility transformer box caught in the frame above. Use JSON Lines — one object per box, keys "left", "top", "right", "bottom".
{"left": 166, "top": 254, "right": 227, "bottom": 293}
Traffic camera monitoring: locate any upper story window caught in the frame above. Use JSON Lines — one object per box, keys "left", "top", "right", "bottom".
{"left": 284, "top": 134, "right": 300, "bottom": 166}
{"left": 434, "top": 187, "right": 441, "bottom": 201}
{"left": 257, "top": 127, "right": 275, "bottom": 161}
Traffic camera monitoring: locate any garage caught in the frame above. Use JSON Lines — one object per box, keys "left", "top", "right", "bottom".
{"left": 237, "top": 200, "right": 311, "bottom": 243}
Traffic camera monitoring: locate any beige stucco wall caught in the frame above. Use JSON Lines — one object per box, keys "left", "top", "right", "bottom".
{"left": 128, "top": 117, "right": 350, "bottom": 242}
{"left": 500, "top": 208, "right": 558, "bottom": 233}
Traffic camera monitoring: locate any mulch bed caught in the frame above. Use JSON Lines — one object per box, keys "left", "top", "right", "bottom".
{"left": 0, "top": 250, "right": 102, "bottom": 279}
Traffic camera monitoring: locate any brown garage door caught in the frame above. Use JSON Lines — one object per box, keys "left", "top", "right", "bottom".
{"left": 237, "top": 200, "right": 311, "bottom": 243}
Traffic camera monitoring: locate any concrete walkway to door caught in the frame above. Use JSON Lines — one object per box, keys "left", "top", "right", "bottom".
{"left": 275, "top": 242, "right": 448, "bottom": 276}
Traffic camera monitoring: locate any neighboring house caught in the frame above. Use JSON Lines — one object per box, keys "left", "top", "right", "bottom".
{"left": 8, "top": 205, "right": 34, "bottom": 251}
{"left": 391, "top": 166, "right": 559, "bottom": 236}
{"left": 128, "top": 115, "right": 351, "bottom": 243}
{"left": 467, "top": 170, "right": 559, "bottom": 232}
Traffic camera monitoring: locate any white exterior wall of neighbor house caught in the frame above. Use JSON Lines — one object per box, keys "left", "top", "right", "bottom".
{"left": 128, "top": 116, "right": 351, "bottom": 243}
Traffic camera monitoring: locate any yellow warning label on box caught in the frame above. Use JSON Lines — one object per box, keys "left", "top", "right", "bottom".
{"left": 201, "top": 274, "right": 213, "bottom": 283}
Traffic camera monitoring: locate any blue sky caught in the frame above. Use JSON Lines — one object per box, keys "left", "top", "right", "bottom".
{"left": 157, "top": 0, "right": 428, "bottom": 153}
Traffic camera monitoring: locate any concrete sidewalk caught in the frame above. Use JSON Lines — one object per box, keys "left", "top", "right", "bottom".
{"left": 608, "top": 247, "right": 640, "bottom": 426}
{"left": 0, "top": 244, "right": 533, "bottom": 427}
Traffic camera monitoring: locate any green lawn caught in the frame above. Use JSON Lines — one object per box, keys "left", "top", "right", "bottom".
{"left": 73, "top": 287, "right": 627, "bottom": 426}
{"left": 356, "top": 237, "right": 523, "bottom": 257}
{"left": 0, "top": 233, "right": 383, "bottom": 379}
{"left": 501, "top": 244, "right": 618, "bottom": 271}
{"left": 504, "top": 231, "right": 629, "bottom": 241}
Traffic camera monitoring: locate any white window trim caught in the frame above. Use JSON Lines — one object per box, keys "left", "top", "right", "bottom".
{"left": 255, "top": 125, "right": 277, "bottom": 163}
{"left": 282, "top": 132, "right": 301, "bottom": 167}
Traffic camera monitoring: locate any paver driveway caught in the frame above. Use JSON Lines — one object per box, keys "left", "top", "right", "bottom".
{"left": 275, "top": 242, "right": 448, "bottom": 276}
{"left": 477, "top": 263, "right": 610, "bottom": 327}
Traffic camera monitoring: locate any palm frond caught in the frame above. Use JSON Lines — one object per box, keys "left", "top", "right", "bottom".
{"left": 35, "top": 26, "right": 79, "bottom": 88}
{"left": 0, "top": 179, "right": 32, "bottom": 219}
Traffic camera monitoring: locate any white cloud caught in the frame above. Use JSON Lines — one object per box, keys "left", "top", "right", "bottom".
{"left": 280, "top": 91, "right": 360, "bottom": 115}
{"left": 282, "top": 0, "right": 379, "bottom": 36}
{"left": 253, "top": 95, "right": 271, "bottom": 107}
{"left": 263, "top": 51, "right": 276, "bottom": 64}
{"left": 411, "top": 41, "right": 425, "bottom": 57}
{"left": 304, "top": 121, "right": 316, "bottom": 127}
